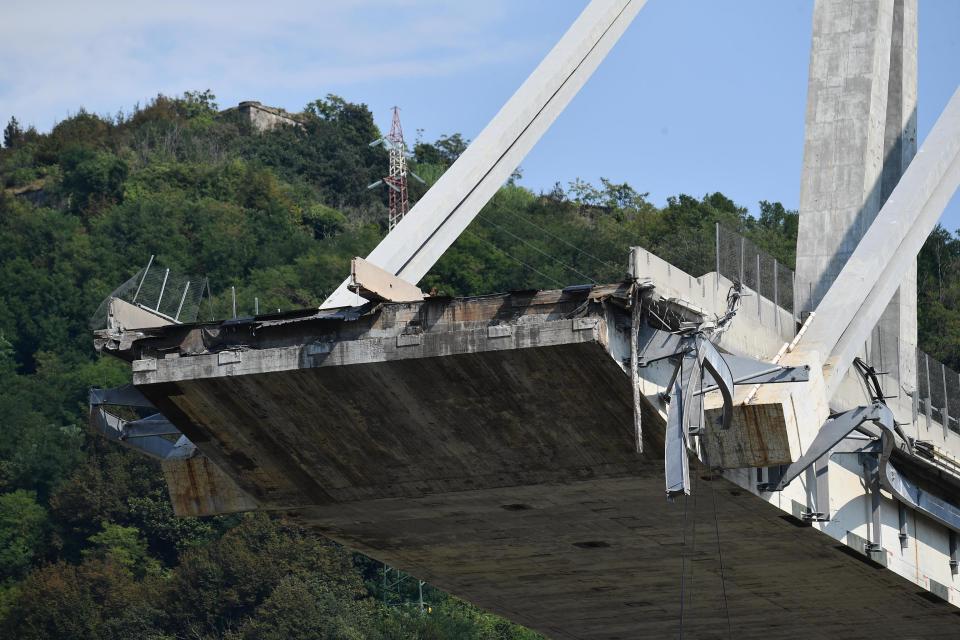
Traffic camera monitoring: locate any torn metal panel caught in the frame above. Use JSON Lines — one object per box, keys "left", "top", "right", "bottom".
{"left": 89, "top": 405, "right": 177, "bottom": 460}
{"left": 664, "top": 377, "right": 690, "bottom": 497}
{"left": 696, "top": 338, "right": 734, "bottom": 430}
{"left": 883, "top": 461, "right": 960, "bottom": 535}
{"left": 90, "top": 383, "right": 154, "bottom": 408}
{"left": 122, "top": 413, "right": 182, "bottom": 439}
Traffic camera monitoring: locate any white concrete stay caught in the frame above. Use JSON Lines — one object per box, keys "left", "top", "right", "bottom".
{"left": 321, "top": 0, "right": 647, "bottom": 309}
{"left": 795, "top": 86, "right": 960, "bottom": 398}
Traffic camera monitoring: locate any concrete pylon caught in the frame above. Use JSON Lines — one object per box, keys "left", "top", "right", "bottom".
{"left": 796, "top": 0, "right": 917, "bottom": 390}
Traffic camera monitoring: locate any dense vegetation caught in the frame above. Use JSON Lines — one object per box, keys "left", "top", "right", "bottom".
{"left": 1, "top": 91, "right": 957, "bottom": 639}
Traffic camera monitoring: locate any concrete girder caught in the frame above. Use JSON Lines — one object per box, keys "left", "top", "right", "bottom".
{"left": 321, "top": 0, "right": 646, "bottom": 309}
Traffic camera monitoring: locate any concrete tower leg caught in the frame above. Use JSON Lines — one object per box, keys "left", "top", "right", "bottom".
{"left": 877, "top": 0, "right": 918, "bottom": 393}
{"left": 796, "top": 0, "right": 917, "bottom": 394}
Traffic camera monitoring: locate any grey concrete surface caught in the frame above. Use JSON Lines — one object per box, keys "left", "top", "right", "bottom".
{"left": 117, "top": 288, "right": 960, "bottom": 639}
{"left": 796, "top": 0, "right": 918, "bottom": 389}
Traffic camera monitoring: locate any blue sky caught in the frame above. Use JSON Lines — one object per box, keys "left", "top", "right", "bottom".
{"left": 2, "top": 0, "right": 958, "bottom": 229}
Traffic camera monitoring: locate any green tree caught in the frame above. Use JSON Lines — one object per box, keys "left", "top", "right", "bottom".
{"left": 60, "top": 147, "right": 129, "bottom": 213}
{"left": 3, "top": 117, "right": 23, "bottom": 149}
{"left": 0, "top": 490, "right": 49, "bottom": 582}
{"left": 83, "top": 522, "right": 163, "bottom": 579}
{"left": 1, "top": 558, "right": 167, "bottom": 640}
{"left": 235, "top": 575, "right": 381, "bottom": 640}
{"left": 179, "top": 89, "right": 219, "bottom": 120}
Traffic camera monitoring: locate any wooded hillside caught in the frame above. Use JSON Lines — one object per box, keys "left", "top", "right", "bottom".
{"left": 1, "top": 91, "right": 956, "bottom": 639}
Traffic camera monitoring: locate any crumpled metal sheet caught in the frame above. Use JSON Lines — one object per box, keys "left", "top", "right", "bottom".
{"left": 252, "top": 305, "right": 371, "bottom": 328}
{"left": 89, "top": 383, "right": 153, "bottom": 408}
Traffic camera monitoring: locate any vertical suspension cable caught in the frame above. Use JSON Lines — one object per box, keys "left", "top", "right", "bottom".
{"left": 678, "top": 491, "right": 689, "bottom": 640}
{"left": 711, "top": 477, "right": 733, "bottom": 639}
{"left": 686, "top": 471, "right": 699, "bottom": 627}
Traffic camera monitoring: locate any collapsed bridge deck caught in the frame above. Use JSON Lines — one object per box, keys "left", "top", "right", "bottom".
{"left": 94, "top": 281, "right": 960, "bottom": 639}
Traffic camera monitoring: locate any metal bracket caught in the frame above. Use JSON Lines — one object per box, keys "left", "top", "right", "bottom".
{"left": 89, "top": 385, "right": 191, "bottom": 461}
{"left": 760, "top": 402, "right": 893, "bottom": 492}
{"left": 801, "top": 510, "right": 828, "bottom": 523}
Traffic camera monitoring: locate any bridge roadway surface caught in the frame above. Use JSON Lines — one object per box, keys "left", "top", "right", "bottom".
{"left": 125, "top": 287, "right": 960, "bottom": 639}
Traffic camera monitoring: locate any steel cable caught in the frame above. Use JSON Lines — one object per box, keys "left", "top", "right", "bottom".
{"left": 464, "top": 230, "right": 567, "bottom": 289}
{"left": 711, "top": 477, "right": 733, "bottom": 639}
{"left": 678, "top": 489, "right": 689, "bottom": 640}
{"left": 477, "top": 213, "right": 598, "bottom": 284}
{"left": 494, "top": 209, "right": 625, "bottom": 275}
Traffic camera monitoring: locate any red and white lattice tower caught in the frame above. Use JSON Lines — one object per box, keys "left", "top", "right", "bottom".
{"left": 384, "top": 107, "right": 409, "bottom": 230}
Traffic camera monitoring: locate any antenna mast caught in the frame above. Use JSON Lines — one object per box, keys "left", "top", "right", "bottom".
{"left": 385, "top": 107, "right": 409, "bottom": 229}
{"left": 367, "top": 107, "right": 426, "bottom": 231}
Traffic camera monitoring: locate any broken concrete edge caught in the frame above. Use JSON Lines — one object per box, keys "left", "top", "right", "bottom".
{"left": 104, "top": 277, "right": 813, "bottom": 516}
{"left": 101, "top": 282, "right": 634, "bottom": 363}
{"left": 99, "top": 274, "right": 943, "bottom": 509}
{"left": 94, "top": 281, "right": 638, "bottom": 516}
{"left": 349, "top": 256, "right": 425, "bottom": 303}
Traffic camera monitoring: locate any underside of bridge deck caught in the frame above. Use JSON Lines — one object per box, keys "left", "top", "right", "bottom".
{"left": 101, "top": 286, "right": 960, "bottom": 639}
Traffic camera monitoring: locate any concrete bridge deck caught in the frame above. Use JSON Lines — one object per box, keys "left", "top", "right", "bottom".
{"left": 98, "top": 280, "right": 960, "bottom": 639}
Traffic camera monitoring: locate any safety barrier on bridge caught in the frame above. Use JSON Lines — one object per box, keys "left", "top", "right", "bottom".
{"left": 714, "top": 223, "right": 960, "bottom": 437}
{"left": 90, "top": 257, "right": 207, "bottom": 329}
{"left": 715, "top": 223, "right": 795, "bottom": 317}
{"left": 918, "top": 348, "right": 960, "bottom": 436}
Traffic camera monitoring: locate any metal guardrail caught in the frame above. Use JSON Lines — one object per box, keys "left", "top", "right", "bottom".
{"left": 918, "top": 348, "right": 960, "bottom": 435}
{"left": 90, "top": 256, "right": 207, "bottom": 329}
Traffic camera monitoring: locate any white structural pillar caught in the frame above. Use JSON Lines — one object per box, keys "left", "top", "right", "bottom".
{"left": 322, "top": 0, "right": 647, "bottom": 309}
{"left": 797, "top": 86, "right": 960, "bottom": 398}
{"left": 795, "top": 0, "right": 917, "bottom": 391}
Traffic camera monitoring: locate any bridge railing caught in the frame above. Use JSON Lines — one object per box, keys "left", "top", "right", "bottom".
{"left": 713, "top": 223, "right": 960, "bottom": 438}
{"left": 917, "top": 348, "right": 960, "bottom": 436}
{"left": 714, "top": 223, "right": 796, "bottom": 318}
{"left": 90, "top": 257, "right": 207, "bottom": 329}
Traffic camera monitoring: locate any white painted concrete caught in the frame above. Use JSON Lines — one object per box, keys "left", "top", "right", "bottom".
{"left": 322, "top": 0, "right": 647, "bottom": 309}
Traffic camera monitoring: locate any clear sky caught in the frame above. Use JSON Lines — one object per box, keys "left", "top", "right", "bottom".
{"left": 2, "top": 1, "right": 958, "bottom": 229}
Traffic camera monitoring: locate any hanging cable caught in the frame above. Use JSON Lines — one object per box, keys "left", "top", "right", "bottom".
{"left": 464, "top": 230, "right": 567, "bottom": 289}
{"left": 711, "top": 477, "right": 733, "bottom": 640}
{"left": 477, "top": 213, "right": 597, "bottom": 284}
{"left": 686, "top": 471, "right": 699, "bottom": 629}
{"left": 678, "top": 490, "right": 689, "bottom": 640}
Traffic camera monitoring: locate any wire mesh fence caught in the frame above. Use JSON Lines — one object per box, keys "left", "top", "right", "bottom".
{"left": 944, "top": 363, "right": 960, "bottom": 434}
{"left": 918, "top": 349, "right": 960, "bottom": 435}
{"left": 90, "top": 258, "right": 207, "bottom": 329}
{"left": 859, "top": 320, "right": 960, "bottom": 436}
{"left": 704, "top": 224, "right": 960, "bottom": 437}
{"left": 90, "top": 271, "right": 143, "bottom": 330}
{"left": 134, "top": 264, "right": 206, "bottom": 322}
{"left": 655, "top": 232, "right": 716, "bottom": 283}
{"left": 715, "top": 224, "right": 795, "bottom": 316}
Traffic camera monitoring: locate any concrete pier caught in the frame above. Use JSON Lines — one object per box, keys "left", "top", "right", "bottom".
{"left": 797, "top": 0, "right": 918, "bottom": 392}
